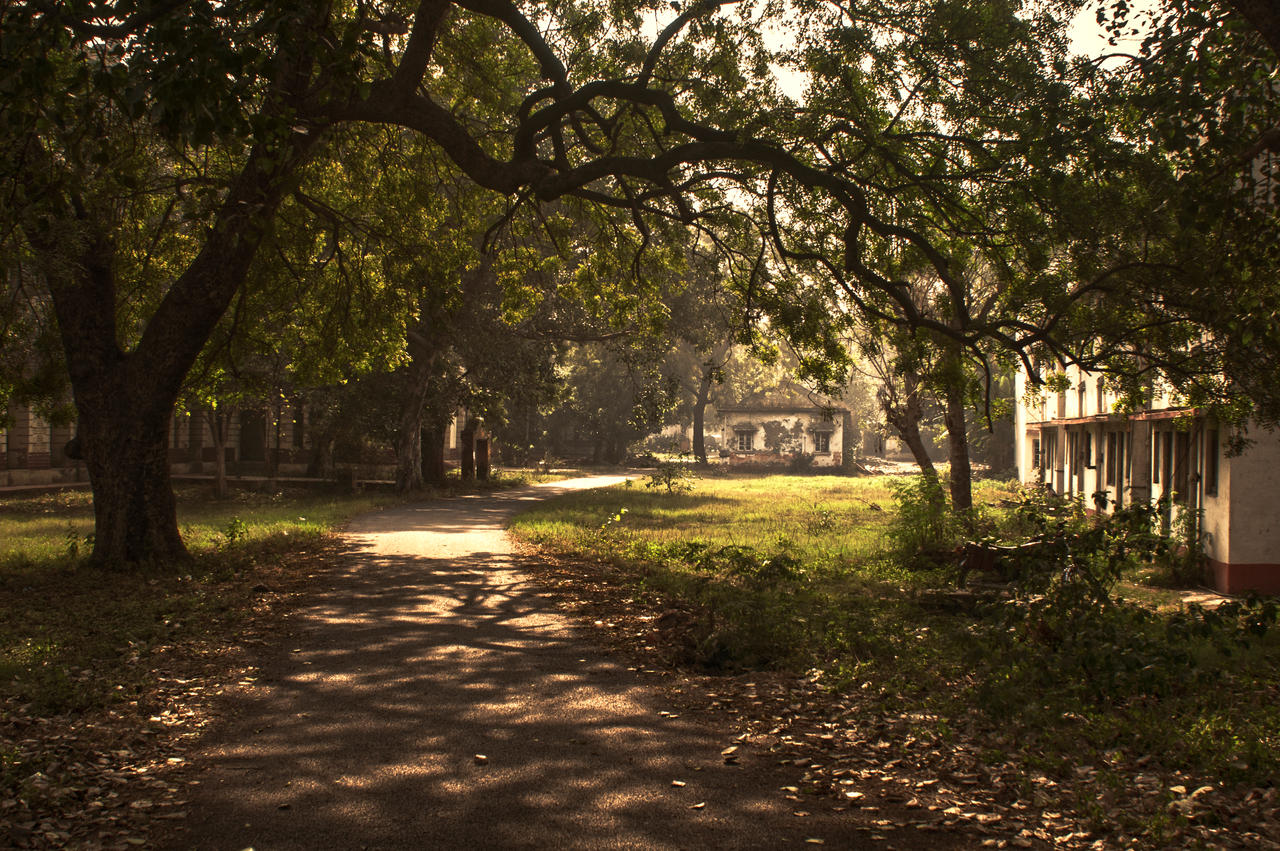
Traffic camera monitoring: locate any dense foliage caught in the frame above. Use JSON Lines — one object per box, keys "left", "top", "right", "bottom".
{"left": 3, "top": 0, "right": 1280, "bottom": 563}
{"left": 511, "top": 474, "right": 1280, "bottom": 809}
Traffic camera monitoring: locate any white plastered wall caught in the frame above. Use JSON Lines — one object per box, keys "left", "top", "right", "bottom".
{"left": 1226, "top": 430, "right": 1280, "bottom": 565}
{"left": 721, "top": 410, "right": 844, "bottom": 466}
{"left": 1202, "top": 428, "right": 1230, "bottom": 564}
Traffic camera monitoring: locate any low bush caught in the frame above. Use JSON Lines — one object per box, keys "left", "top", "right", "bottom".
{"left": 644, "top": 459, "right": 697, "bottom": 494}
{"left": 621, "top": 539, "right": 809, "bottom": 669}
{"left": 887, "top": 472, "right": 955, "bottom": 557}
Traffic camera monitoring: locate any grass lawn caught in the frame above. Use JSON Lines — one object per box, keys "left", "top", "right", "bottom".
{"left": 4, "top": 469, "right": 1276, "bottom": 845}
{"left": 515, "top": 472, "right": 906, "bottom": 576}
{"left": 511, "top": 471, "right": 1280, "bottom": 839}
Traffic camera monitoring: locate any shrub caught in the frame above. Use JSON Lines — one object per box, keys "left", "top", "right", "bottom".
{"left": 965, "top": 498, "right": 1276, "bottom": 713}
{"left": 887, "top": 473, "right": 954, "bottom": 556}
{"left": 222, "top": 515, "right": 250, "bottom": 545}
{"left": 992, "top": 486, "right": 1208, "bottom": 589}
{"left": 645, "top": 460, "right": 696, "bottom": 494}
{"left": 1162, "top": 502, "right": 1209, "bottom": 586}
{"left": 600, "top": 507, "right": 629, "bottom": 532}
{"left": 617, "top": 539, "right": 809, "bottom": 670}
{"left": 64, "top": 527, "right": 93, "bottom": 561}
{"left": 997, "top": 484, "right": 1088, "bottom": 542}
{"left": 806, "top": 502, "right": 838, "bottom": 534}
{"left": 788, "top": 452, "right": 815, "bottom": 473}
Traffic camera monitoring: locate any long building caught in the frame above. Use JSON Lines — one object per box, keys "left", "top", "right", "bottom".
{"left": 1014, "top": 366, "right": 1280, "bottom": 594}
{"left": 2, "top": 403, "right": 471, "bottom": 488}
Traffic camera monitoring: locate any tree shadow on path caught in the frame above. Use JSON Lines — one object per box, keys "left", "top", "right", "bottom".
{"left": 161, "top": 480, "right": 927, "bottom": 849}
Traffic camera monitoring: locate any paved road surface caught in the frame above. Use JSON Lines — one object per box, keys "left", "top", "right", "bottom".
{"left": 164, "top": 476, "right": 876, "bottom": 849}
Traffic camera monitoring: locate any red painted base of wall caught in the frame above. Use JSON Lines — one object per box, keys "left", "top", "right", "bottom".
{"left": 1209, "top": 559, "right": 1280, "bottom": 595}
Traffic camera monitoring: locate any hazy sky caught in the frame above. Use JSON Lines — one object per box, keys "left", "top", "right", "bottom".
{"left": 640, "top": 1, "right": 1159, "bottom": 102}
{"left": 1068, "top": 0, "right": 1157, "bottom": 60}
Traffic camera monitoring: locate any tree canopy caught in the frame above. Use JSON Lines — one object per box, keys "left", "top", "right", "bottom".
{"left": 2, "top": 0, "right": 1280, "bottom": 564}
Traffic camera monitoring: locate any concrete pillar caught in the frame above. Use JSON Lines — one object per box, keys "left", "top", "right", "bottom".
{"left": 50, "top": 423, "right": 73, "bottom": 467}
{"left": 27, "top": 410, "right": 50, "bottom": 469}
{"left": 459, "top": 418, "right": 477, "bottom": 480}
{"left": 187, "top": 412, "right": 204, "bottom": 471}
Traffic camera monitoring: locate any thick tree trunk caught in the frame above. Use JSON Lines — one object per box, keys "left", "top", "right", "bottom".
{"left": 475, "top": 438, "right": 490, "bottom": 480}
{"left": 940, "top": 345, "right": 974, "bottom": 514}
{"left": 394, "top": 361, "right": 435, "bottom": 493}
{"left": 206, "top": 409, "right": 233, "bottom": 500}
{"left": 306, "top": 431, "right": 335, "bottom": 479}
{"left": 692, "top": 363, "right": 713, "bottom": 465}
{"left": 422, "top": 423, "right": 447, "bottom": 485}
{"left": 896, "top": 415, "right": 936, "bottom": 478}
{"left": 31, "top": 134, "right": 316, "bottom": 565}
{"left": 395, "top": 304, "right": 448, "bottom": 493}
{"left": 77, "top": 384, "right": 188, "bottom": 566}
{"left": 1228, "top": 0, "right": 1280, "bottom": 59}
{"left": 943, "top": 379, "right": 974, "bottom": 513}
{"left": 397, "top": 423, "right": 424, "bottom": 493}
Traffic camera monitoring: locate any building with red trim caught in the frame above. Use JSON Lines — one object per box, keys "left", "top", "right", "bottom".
{"left": 1015, "top": 366, "right": 1280, "bottom": 594}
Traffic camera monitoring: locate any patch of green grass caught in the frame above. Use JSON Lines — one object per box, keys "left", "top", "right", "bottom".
{"left": 0, "top": 489, "right": 97, "bottom": 566}
{"left": 515, "top": 473, "right": 901, "bottom": 575}
{"left": 169, "top": 487, "right": 391, "bottom": 551}
{"left": 515, "top": 473, "right": 965, "bottom": 674}
{"left": 510, "top": 472, "right": 1280, "bottom": 791}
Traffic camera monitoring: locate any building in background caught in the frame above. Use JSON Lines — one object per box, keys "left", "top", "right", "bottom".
{"left": 719, "top": 395, "right": 852, "bottom": 469}
{"left": 2, "top": 402, "right": 471, "bottom": 488}
{"left": 0, "top": 405, "right": 80, "bottom": 488}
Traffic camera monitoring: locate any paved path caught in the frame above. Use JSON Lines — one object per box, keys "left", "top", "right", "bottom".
{"left": 165, "top": 476, "right": 872, "bottom": 849}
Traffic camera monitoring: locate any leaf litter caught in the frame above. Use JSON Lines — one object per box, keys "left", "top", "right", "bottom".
{"left": 1, "top": 541, "right": 338, "bottom": 849}
{"left": 6, "top": 533, "right": 1276, "bottom": 849}
{"left": 523, "top": 547, "right": 1280, "bottom": 850}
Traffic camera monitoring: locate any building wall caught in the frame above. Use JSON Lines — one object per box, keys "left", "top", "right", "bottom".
{"left": 3, "top": 400, "right": 476, "bottom": 488}
{"left": 1016, "top": 366, "right": 1280, "bottom": 594}
{"left": 170, "top": 406, "right": 326, "bottom": 475}
{"left": 1203, "top": 426, "right": 1230, "bottom": 571}
{"left": 1220, "top": 434, "right": 1280, "bottom": 591}
{"left": 720, "top": 409, "right": 844, "bottom": 468}
{"left": 2, "top": 405, "right": 88, "bottom": 488}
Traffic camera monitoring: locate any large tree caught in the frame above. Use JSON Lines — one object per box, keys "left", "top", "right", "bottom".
{"left": 1074, "top": 0, "right": 1280, "bottom": 425}
{"left": 5, "top": 0, "right": 1280, "bottom": 566}
{"left": 755, "top": 0, "right": 1280, "bottom": 502}
{"left": 0, "top": 4, "right": 713, "bottom": 561}
{"left": 659, "top": 243, "right": 745, "bottom": 464}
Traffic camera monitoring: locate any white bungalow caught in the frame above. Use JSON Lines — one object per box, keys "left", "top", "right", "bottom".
{"left": 719, "top": 398, "right": 850, "bottom": 469}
